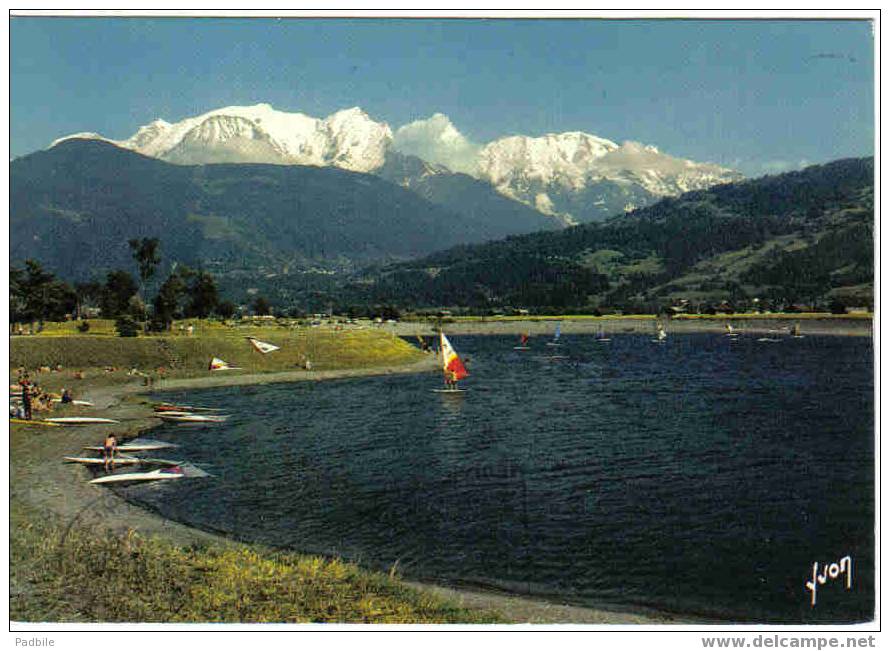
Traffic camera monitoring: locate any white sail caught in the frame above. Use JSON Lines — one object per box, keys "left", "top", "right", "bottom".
{"left": 247, "top": 337, "right": 280, "bottom": 354}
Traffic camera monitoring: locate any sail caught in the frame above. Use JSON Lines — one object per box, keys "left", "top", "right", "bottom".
{"left": 247, "top": 337, "right": 280, "bottom": 354}
{"left": 440, "top": 333, "right": 469, "bottom": 380}
{"left": 520, "top": 333, "right": 529, "bottom": 345}
{"left": 209, "top": 357, "right": 239, "bottom": 371}
{"left": 554, "top": 323, "right": 561, "bottom": 341}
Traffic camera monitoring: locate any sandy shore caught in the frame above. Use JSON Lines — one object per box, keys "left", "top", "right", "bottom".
{"left": 12, "top": 353, "right": 691, "bottom": 624}
{"left": 387, "top": 316, "right": 873, "bottom": 338}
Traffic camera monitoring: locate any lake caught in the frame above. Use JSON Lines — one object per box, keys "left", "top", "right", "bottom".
{"left": 130, "top": 333, "right": 873, "bottom": 623}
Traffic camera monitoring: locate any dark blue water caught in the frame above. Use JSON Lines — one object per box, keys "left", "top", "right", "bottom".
{"left": 133, "top": 334, "right": 873, "bottom": 623}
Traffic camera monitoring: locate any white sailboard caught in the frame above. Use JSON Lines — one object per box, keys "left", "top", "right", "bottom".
{"left": 89, "top": 466, "right": 186, "bottom": 485}
{"left": 247, "top": 337, "right": 280, "bottom": 354}
{"left": 545, "top": 323, "right": 562, "bottom": 346}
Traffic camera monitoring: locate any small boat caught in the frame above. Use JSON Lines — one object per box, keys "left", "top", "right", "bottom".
{"left": 545, "top": 323, "right": 563, "bottom": 347}
{"left": 513, "top": 333, "right": 530, "bottom": 350}
{"left": 435, "top": 332, "right": 469, "bottom": 394}
{"left": 43, "top": 417, "right": 120, "bottom": 425}
{"left": 596, "top": 326, "right": 611, "bottom": 343}
{"left": 89, "top": 466, "right": 186, "bottom": 485}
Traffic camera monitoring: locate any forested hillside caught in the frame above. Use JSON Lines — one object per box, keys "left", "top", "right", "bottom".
{"left": 340, "top": 158, "right": 873, "bottom": 313}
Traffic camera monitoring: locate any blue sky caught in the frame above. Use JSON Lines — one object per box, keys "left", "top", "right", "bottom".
{"left": 10, "top": 17, "right": 874, "bottom": 176}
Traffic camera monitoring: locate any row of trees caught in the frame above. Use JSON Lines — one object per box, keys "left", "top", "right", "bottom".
{"left": 10, "top": 238, "right": 237, "bottom": 334}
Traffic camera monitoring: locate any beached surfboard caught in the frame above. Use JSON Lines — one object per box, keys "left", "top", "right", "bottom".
{"left": 84, "top": 442, "right": 177, "bottom": 453}
{"left": 89, "top": 467, "right": 185, "bottom": 485}
{"left": 10, "top": 418, "right": 61, "bottom": 427}
{"left": 44, "top": 417, "right": 120, "bottom": 425}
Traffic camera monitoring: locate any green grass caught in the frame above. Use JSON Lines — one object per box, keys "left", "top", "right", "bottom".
{"left": 11, "top": 323, "right": 423, "bottom": 378}
{"left": 10, "top": 506, "right": 500, "bottom": 623}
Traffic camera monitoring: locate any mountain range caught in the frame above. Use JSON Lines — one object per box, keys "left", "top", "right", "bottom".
{"left": 50, "top": 103, "right": 742, "bottom": 224}
{"left": 339, "top": 157, "right": 874, "bottom": 313}
{"left": 11, "top": 139, "right": 552, "bottom": 285}
{"left": 10, "top": 136, "right": 872, "bottom": 312}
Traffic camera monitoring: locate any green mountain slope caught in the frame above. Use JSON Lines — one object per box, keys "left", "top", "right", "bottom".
{"left": 10, "top": 139, "right": 550, "bottom": 285}
{"left": 344, "top": 158, "right": 874, "bottom": 312}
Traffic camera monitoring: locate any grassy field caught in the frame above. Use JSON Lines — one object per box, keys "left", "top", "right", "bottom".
{"left": 11, "top": 322, "right": 423, "bottom": 380}
{"left": 10, "top": 504, "right": 499, "bottom": 623}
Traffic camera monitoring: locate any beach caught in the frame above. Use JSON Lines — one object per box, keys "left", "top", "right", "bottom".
{"left": 11, "top": 346, "right": 688, "bottom": 624}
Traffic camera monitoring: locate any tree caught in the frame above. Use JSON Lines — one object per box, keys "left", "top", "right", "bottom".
{"left": 115, "top": 315, "right": 140, "bottom": 337}
{"left": 74, "top": 280, "right": 103, "bottom": 319}
{"left": 128, "top": 237, "right": 161, "bottom": 290}
{"left": 252, "top": 296, "right": 271, "bottom": 316}
{"left": 184, "top": 270, "right": 219, "bottom": 318}
{"left": 216, "top": 300, "right": 237, "bottom": 320}
{"left": 151, "top": 271, "right": 187, "bottom": 331}
{"left": 101, "top": 270, "right": 138, "bottom": 318}
{"left": 10, "top": 265, "right": 26, "bottom": 328}
{"left": 14, "top": 260, "right": 75, "bottom": 330}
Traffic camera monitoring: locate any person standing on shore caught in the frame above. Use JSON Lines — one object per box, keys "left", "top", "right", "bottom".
{"left": 21, "top": 379, "right": 32, "bottom": 420}
{"left": 103, "top": 434, "right": 118, "bottom": 471}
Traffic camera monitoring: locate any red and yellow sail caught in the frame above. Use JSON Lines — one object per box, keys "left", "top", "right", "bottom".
{"left": 440, "top": 332, "right": 469, "bottom": 381}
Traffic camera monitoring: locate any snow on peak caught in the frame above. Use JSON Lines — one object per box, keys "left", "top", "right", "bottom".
{"left": 46, "top": 105, "right": 741, "bottom": 223}
{"left": 478, "top": 131, "right": 620, "bottom": 191}
{"left": 49, "top": 132, "right": 112, "bottom": 148}
{"left": 55, "top": 104, "right": 392, "bottom": 173}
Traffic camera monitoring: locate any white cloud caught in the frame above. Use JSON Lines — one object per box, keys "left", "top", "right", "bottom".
{"left": 392, "top": 113, "right": 481, "bottom": 175}
{"left": 761, "top": 159, "right": 811, "bottom": 174}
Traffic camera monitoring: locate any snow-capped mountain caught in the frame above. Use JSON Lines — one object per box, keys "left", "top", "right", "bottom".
{"left": 476, "top": 134, "right": 742, "bottom": 224}
{"left": 51, "top": 104, "right": 392, "bottom": 173}
{"left": 50, "top": 104, "right": 741, "bottom": 224}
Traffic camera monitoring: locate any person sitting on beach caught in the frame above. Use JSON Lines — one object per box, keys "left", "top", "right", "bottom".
{"left": 60, "top": 388, "right": 73, "bottom": 404}
{"left": 103, "top": 434, "right": 118, "bottom": 471}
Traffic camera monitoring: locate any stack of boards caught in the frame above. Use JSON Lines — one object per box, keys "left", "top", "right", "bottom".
{"left": 67, "top": 437, "right": 207, "bottom": 485}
